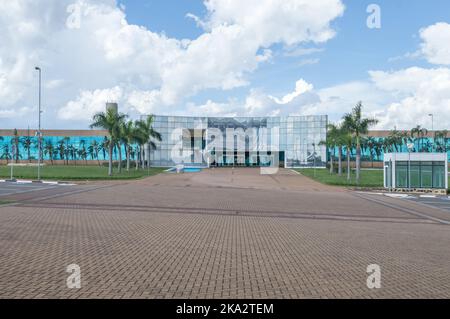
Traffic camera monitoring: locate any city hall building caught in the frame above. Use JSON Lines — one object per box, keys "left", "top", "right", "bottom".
{"left": 150, "top": 115, "right": 328, "bottom": 168}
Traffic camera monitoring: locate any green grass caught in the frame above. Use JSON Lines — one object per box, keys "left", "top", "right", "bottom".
{"left": 296, "top": 168, "right": 450, "bottom": 190}
{"left": 295, "top": 168, "right": 384, "bottom": 188}
{"left": 0, "top": 165, "right": 166, "bottom": 181}
{"left": 0, "top": 200, "right": 14, "bottom": 205}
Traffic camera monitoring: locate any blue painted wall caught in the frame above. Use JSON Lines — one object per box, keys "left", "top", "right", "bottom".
{"left": 0, "top": 135, "right": 137, "bottom": 161}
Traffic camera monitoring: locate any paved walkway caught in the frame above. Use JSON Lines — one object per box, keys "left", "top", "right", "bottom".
{"left": 0, "top": 168, "right": 449, "bottom": 298}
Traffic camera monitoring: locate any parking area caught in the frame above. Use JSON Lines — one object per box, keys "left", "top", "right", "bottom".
{"left": 0, "top": 180, "right": 77, "bottom": 202}
{"left": 407, "top": 195, "right": 450, "bottom": 213}
{"left": 0, "top": 168, "right": 449, "bottom": 299}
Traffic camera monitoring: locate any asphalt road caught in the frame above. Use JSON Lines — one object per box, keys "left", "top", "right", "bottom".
{"left": 407, "top": 195, "right": 450, "bottom": 213}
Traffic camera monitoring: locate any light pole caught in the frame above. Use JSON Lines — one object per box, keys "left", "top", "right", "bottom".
{"left": 312, "top": 142, "right": 316, "bottom": 177}
{"left": 407, "top": 143, "right": 414, "bottom": 190}
{"left": 428, "top": 113, "right": 434, "bottom": 152}
{"left": 428, "top": 113, "right": 434, "bottom": 132}
{"left": 35, "top": 67, "right": 42, "bottom": 181}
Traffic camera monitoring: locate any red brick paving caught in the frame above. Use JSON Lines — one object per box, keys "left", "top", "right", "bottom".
{"left": 0, "top": 168, "right": 449, "bottom": 298}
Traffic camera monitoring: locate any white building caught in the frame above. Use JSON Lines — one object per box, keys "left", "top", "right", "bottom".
{"left": 384, "top": 153, "right": 448, "bottom": 191}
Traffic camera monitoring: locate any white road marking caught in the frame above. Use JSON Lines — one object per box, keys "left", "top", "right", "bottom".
{"left": 384, "top": 193, "right": 411, "bottom": 198}
{"left": 356, "top": 191, "right": 384, "bottom": 196}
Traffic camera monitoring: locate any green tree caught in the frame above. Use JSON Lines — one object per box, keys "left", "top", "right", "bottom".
{"left": 90, "top": 108, "right": 127, "bottom": 176}
{"left": 121, "top": 120, "right": 141, "bottom": 171}
{"left": 342, "top": 102, "right": 379, "bottom": 183}
{"left": 320, "top": 123, "right": 340, "bottom": 174}
{"left": 135, "top": 115, "right": 161, "bottom": 169}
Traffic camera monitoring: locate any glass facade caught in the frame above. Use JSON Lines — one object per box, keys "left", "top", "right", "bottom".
{"left": 149, "top": 115, "right": 328, "bottom": 168}
{"left": 394, "top": 161, "right": 446, "bottom": 189}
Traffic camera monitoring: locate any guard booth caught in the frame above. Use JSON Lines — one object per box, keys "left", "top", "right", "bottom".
{"left": 384, "top": 153, "right": 448, "bottom": 194}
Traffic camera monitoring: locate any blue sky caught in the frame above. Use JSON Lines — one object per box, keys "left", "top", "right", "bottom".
{"left": 119, "top": 0, "right": 449, "bottom": 93}
{"left": 1, "top": 0, "right": 450, "bottom": 129}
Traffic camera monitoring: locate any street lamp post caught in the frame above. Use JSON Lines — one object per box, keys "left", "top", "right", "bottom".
{"left": 428, "top": 113, "right": 434, "bottom": 132}
{"left": 35, "top": 67, "right": 42, "bottom": 181}
{"left": 428, "top": 113, "right": 434, "bottom": 152}
{"left": 312, "top": 142, "right": 316, "bottom": 178}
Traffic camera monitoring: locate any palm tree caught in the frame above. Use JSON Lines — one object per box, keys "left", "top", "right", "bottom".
{"left": 320, "top": 123, "right": 340, "bottom": 174}
{"left": 342, "top": 102, "right": 379, "bottom": 183}
{"left": 135, "top": 115, "right": 161, "bottom": 169}
{"left": 44, "top": 139, "right": 55, "bottom": 165}
{"left": 332, "top": 124, "right": 348, "bottom": 176}
{"left": 121, "top": 120, "right": 140, "bottom": 171}
{"left": 365, "top": 136, "right": 377, "bottom": 168}
{"left": 342, "top": 131, "right": 353, "bottom": 181}
{"left": 100, "top": 136, "right": 108, "bottom": 161}
{"left": 90, "top": 108, "right": 127, "bottom": 176}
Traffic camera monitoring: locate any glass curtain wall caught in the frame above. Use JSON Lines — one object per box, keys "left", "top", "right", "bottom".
{"left": 150, "top": 115, "right": 327, "bottom": 168}
{"left": 394, "top": 161, "right": 446, "bottom": 189}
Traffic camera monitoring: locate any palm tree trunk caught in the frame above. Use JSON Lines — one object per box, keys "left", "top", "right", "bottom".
{"left": 356, "top": 139, "right": 361, "bottom": 183}
{"left": 329, "top": 147, "right": 334, "bottom": 174}
{"left": 126, "top": 144, "right": 130, "bottom": 171}
{"left": 338, "top": 146, "right": 343, "bottom": 176}
{"left": 141, "top": 146, "right": 145, "bottom": 169}
{"left": 135, "top": 146, "right": 140, "bottom": 170}
{"left": 347, "top": 147, "right": 351, "bottom": 181}
{"left": 108, "top": 143, "right": 113, "bottom": 176}
{"left": 147, "top": 143, "right": 151, "bottom": 169}
{"left": 117, "top": 143, "right": 122, "bottom": 173}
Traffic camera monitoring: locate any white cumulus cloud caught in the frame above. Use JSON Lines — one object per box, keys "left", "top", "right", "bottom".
{"left": 0, "top": 0, "right": 345, "bottom": 128}
{"left": 420, "top": 22, "right": 450, "bottom": 65}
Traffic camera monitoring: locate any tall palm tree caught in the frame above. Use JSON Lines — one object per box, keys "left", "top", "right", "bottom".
{"left": 342, "top": 102, "right": 379, "bottom": 183}
{"left": 121, "top": 120, "right": 140, "bottom": 171}
{"left": 342, "top": 131, "right": 353, "bottom": 181}
{"left": 320, "top": 123, "right": 340, "bottom": 174}
{"left": 100, "top": 136, "right": 108, "bottom": 161}
{"left": 90, "top": 108, "right": 127, "bottom": 176}
{"left": 332, "top": 124, "right": 347, "bottom": 177}
{"left": 365, "top": 136, "right": 376, "bottom": 168}
{"left": 135, "top": 115, "right": 161, "bottom": 169}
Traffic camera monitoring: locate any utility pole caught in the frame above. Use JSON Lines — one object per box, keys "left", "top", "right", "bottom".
{"left": 35, "top": 67, "right": 42, "bottom": 181}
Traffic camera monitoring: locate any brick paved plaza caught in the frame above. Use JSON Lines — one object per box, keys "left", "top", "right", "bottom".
{"left": 0, "top": 168, "right": 449, "bottom": 298}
